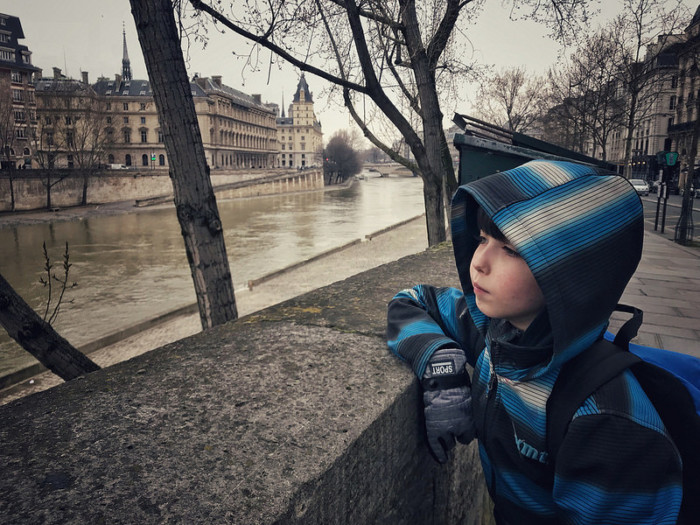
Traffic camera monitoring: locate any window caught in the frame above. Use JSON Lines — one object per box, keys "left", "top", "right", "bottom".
{"left": 158, "top": 131, "right": 163, "bottom": 142}
{"left": 106, "top": 116, "right": 112, "bottom": 124}
{"left": 0, "top": 49, "right": 14, "bottom": 61}
{"left": 159, "top": 154, "right": 165, "bottom": 166}
{"left": 11, "top": 89, "right": 23, "bottom": 102}
{"left": 66, "top": 132, "right": 74, "bottom": 147}
{"left": 14, "top": 110, "right": 25, "bottom": 122}
{"left": 668, "top": 117, "right": 674, "bottom": 131}
{"left": 141, "top": 130, "right": 147, "bottom": 143}
{"left": 67, "top": 155, "right": 74, "bottom": 168}
{"left": 15, "top": 128, "right": 25, "bottom": 139}
{"left": 11, "top": 70, "right": 22, "bottom": 83}
{"left": 108, "top": 154, "right": 115, "bottom": 164}
{"left": 140, "top": 117, "right": 146, "bottom": 124}
{"left": 140, "top": 103, "right": 146, "bottom": 111}
{"left": 123, "top": 103, "right": 129, "bottom": 111}
{"left": 123, "top": 116, "right": 129, "bottom": 124}
{"left": 142, "top": 154, "right": 149, "bottom": 166}
{"left": 124, "top": 130, "right": 131, "bottom": 143}
{"left": 45, "top": 116, "right": 52, "bottom": 125}
{"left": 672, "top": 75, "right": 678, "bottom": 89}
{"left": 65, "top": 116, "right": 72, "bottom": 125}
{"left": 106, "top": 103, "right": 112, "bottom": 111}
{"left": 46, "top": 132, "right": 54, "bottom": 146}
{"left": 670, "top": 96, "right": 676, "bottom": 110}
{"left": 282, "top": 144, "right": 285, "bottom": 150}
{"left": 125, "top": 154, "right": 132, "bottom": 166}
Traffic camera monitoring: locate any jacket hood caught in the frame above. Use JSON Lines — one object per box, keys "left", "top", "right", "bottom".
{"left": 451, "top": 160, "right": 644, "bottom": 371}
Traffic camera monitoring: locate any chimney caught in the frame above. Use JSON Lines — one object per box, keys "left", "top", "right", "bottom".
{"left": 252, "top": 94, "right": 262, "bottom": 104}
{"left": 53, "top": 67, "right": 62, "bottom": 79}
{"left": 212, "top": 75, "right": 222, "bottom": 87}
{"left": 35, "top": 67, "right": 43, "bottom": 80}
{"left": 115, "top": 73, "right": 122, "bottom": 85}
{"left": 195, "top": 77, "right": 207, "bottom": 90}
{"left": 81, "top": 71, "right": 89, "bottom": 85}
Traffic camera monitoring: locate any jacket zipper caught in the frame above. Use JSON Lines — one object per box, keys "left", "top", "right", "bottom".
{"left": 482, "top": 342, "right": 500, "bottom": 493}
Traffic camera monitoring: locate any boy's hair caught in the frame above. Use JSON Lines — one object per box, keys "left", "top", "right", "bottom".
{"left": 476, "top": 206, "right": 507, "bottom": 242}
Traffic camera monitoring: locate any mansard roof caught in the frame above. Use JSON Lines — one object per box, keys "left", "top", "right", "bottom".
{"left": 0, "top": 13, "right": 40, "bottom": 72}
{"left": 690, "top": 5, "right": 700, "bottom": 29}
{"left": 92, "top": 78, "right": 207, "bottom": 98}
{"left": 194, "top": 76, "right": 275, "bottom": 114}
{"left": 35, "top": 77, "right": 96, "bottom": 96}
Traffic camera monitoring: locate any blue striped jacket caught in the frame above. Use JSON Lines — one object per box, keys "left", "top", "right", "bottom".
{"left": 387, "top": 161, "right": 682, "bottom": 524}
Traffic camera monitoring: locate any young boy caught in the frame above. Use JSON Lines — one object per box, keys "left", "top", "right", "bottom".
{"left": 387, "top": 160, "right": 682, "bottom": 524}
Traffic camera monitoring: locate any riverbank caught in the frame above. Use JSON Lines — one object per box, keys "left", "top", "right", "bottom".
{"left": 0, "top": 214, "right": 429, "bottom": 404}
{"left": 0, "top": 174, "right": 353, "bottom": 228}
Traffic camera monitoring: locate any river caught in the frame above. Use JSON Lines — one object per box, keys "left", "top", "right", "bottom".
{"left": 0, "top": 172, "right": 424, "bottom": 377}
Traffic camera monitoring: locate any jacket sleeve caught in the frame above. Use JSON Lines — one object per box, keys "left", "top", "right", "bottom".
{"left": 386, "top": 285, "right": 483, "bottom": 377}
{"left": 552, "top": 412, "right": 683, "bottom": 524}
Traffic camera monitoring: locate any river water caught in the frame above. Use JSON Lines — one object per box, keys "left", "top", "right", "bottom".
{"left": 0, "top": 173, "right": 424, "bottom": 377}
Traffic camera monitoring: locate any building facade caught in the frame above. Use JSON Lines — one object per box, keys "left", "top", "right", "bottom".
{"left": 0, "top": 12, "right": 39, "bottom": 169}
{"left": 277, "top": 74, "right": 323, "bottom": 169}
{"left": 668, "top": 7, "right": 700, "bottom": 188}
{"left": 34, "top": 68, "right": 108, "bottom": 170}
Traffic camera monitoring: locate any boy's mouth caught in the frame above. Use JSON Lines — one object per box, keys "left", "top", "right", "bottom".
{"left": 472, "top": 281, "right": 488, "bottom": 295}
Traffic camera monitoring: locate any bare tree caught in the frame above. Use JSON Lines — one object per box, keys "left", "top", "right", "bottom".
{"left": 130, "top": 0, "right": 238, "bottom": 329}
{"left": 474, "top": 67, "right": 545, "bottom": 133}
{"left": 324, "top": 130, "right": 363, "bottom": 184}
{"left": 0, "top": 272, "right": 100, "bottom": 381}
{"left": 546, "top": 28, "right": 627, "bottom": 161}
{"left": 611, "top": 0, "right": 690, "bottom": 177}
{"left": 186, "top": 0, "right": 592, "bottom": 246}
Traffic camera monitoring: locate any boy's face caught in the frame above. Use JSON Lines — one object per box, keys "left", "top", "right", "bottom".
{"left": 470, "top": 231, "right": 545, "bottom": 331}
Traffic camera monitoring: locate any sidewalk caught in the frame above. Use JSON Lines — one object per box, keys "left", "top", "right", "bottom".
{"left": 2, "top": 217, "right": 699, "bottom": 404}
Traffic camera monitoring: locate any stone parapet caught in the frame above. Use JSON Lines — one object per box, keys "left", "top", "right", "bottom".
{"left": 0, "top": 245, "right": 491, "bottom": 524}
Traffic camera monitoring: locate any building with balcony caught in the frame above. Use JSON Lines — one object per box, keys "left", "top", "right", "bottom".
{"left": 0, "top": 13, "right": 39, "bottom": 169}
{"left": 277, "top": 74, "right": 323, "bottom": 169}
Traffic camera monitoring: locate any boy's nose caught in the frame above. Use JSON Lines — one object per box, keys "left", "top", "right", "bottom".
{"left": 471, "top": 246, "right": 489, "bottom": 274}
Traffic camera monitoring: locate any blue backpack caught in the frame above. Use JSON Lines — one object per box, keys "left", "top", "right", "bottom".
{"left": 547, "top": 305, "right": 700, "bottom": 522}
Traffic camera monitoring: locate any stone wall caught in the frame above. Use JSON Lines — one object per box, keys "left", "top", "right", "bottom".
{"left": 0, "top": 168, "right": 323, "bottom": 212}
{"left": 0, "top": 245, "right": 492, "bottom": 524}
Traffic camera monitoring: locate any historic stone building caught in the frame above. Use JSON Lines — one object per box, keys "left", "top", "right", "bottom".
{"left": 0, "top": 12, "right": 39, "bottom": 169}
{"left": 277, "top": 74, "right": 323, "bottom": 168}
{"left": 90, "top": 31, "right": 278, "bottom": 171}
{"left": 34, "top": 68, "right": 106, "bottom": 170}
{"left": 668, "top": 6, "right": 700, "bottom": 187}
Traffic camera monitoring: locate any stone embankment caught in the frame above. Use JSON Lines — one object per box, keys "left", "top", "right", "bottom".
{"left": 0, "top": 167, "right": 324, "bottom": 212}
{"left": 0, "top": 241, "right": 491, "bottom": 524}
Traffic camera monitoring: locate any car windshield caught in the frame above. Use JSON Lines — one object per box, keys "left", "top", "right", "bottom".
{"left": 630, "top": 179, "right": 646, "bottom": 185}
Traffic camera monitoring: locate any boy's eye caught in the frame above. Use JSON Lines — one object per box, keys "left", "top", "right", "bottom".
{"left": 503, "top": 245, "right": 521, "bottom": 258}
{"left": 474, "top": 234, "right": 487, "bottom": 244}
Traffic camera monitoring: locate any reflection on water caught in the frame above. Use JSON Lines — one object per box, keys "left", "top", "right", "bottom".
{"left": 0, "top": 175, "right": 423, "bottom": 375}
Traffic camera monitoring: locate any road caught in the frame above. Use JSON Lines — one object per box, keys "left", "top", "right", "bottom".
{"left": 641, "top": 193, "right": 700, "bottom": 237}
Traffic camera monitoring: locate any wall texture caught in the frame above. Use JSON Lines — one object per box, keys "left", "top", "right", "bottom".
{"left": 0, "top": 244, "right": 493, "bottom": 524}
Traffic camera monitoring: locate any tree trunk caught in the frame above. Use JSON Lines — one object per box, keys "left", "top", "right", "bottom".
{"left": 81, "top": 171, "right": 89, "bottom": 206}
{"left": 0, "top": 273, "right": 100, "bottom": 381}
{"left": 623, "top": 90, "right": 638, "bottom": 179}
{"left": 130, "top": 0, "right": 238, "bottom": 329}
{"left": 46, "top": 175, "right": 52, "bottom": 210}
{"left": 9, "top": 176, "right": 14, "bottom": 212}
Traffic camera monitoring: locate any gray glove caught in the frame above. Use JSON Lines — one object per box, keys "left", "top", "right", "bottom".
{"left": 422, "top": 347, "right": 475, "bottom": 463}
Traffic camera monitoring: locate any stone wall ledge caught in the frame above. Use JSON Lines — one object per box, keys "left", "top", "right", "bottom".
{"left": 0, "top": 245, "right": 489, "bottom": 524}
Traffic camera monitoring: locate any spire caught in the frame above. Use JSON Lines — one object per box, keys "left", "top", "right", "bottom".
{"left": 281, "top": 92, "right": 285, "bottom": 117}
{"left": 122, "top": 23, "right": 132, "bottom": 81}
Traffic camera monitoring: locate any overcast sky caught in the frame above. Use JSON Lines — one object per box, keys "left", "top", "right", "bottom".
{"left": 4, "top": 0, "right": 698, "bottom": 145}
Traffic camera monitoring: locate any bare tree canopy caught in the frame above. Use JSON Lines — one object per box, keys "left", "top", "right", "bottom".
{"left": 474, "top": 67, "right": 545, "bottom": 133}
{"left": 186, "top": 0, "right": 593, "bottom": 246}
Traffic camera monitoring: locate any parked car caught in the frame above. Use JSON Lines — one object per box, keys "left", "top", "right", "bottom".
{"left": 629, "top": 178, "right": 649, "bottom": 196}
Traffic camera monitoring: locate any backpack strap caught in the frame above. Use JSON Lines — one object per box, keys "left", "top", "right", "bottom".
{"left": 546, "top": 304, "right": 643, "bottom": 464}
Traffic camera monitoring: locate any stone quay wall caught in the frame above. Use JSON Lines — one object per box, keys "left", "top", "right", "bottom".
{"left": 0, "top": 168, "right": 324, "bottom": 212}
{"left": 0, "top": 245, "right": 493, "bottom": 524}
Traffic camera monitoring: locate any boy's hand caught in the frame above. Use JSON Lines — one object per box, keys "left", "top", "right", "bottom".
{"left": 422, "top": 347, "right": 475, "bottom": 463}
